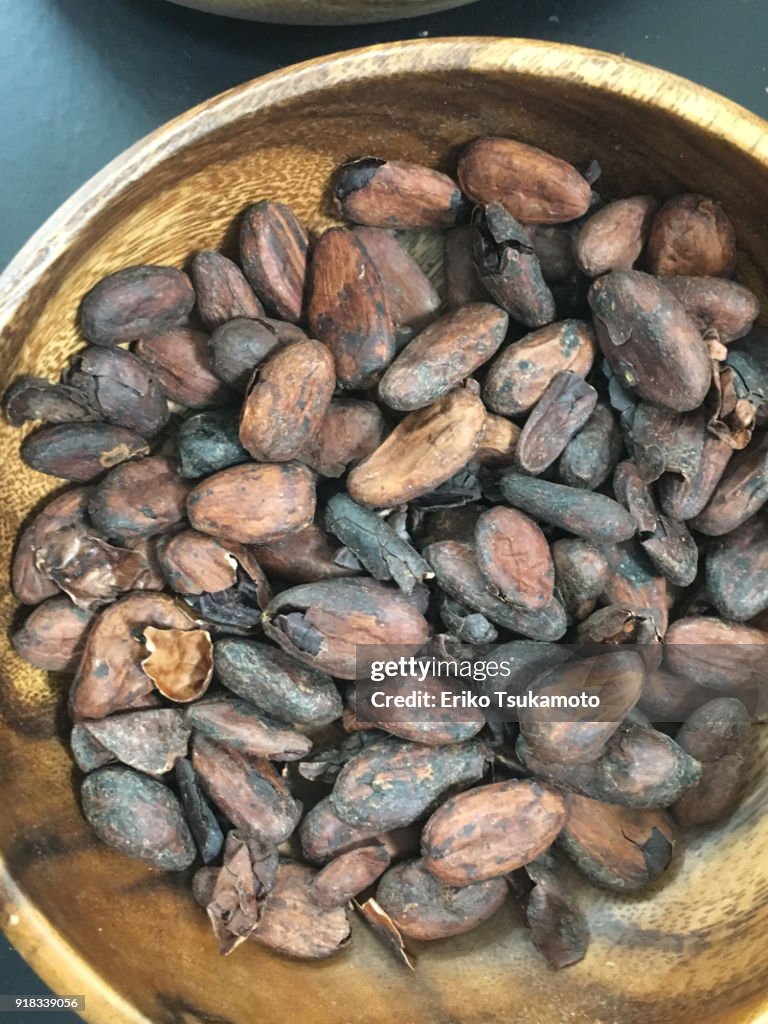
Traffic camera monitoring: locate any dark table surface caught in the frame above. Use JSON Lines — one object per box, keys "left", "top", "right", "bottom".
{"left": 0, "top": 0, "right": 767, "bottom": 1018}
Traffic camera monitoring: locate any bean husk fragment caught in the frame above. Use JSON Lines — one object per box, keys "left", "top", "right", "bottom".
{"left": 202, "top": 831, "right": 278, "bottom": 955}
{"left": 324, "top": 493, "right": 431, "bottom": 595}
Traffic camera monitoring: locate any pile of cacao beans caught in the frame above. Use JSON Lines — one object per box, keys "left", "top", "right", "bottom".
{"left": 6, "top": 135, "right": 765, "bottom": 968}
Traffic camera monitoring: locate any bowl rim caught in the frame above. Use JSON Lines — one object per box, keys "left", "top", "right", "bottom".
{"left": 1, "top": 36, "right": 768, "bottom": 1024}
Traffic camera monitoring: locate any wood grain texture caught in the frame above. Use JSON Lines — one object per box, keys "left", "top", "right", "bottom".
{"left": 0, "top": 36, "right": 767, "bottom": 1024}
{"left": 165, "top": 0, "right": 480, "bottom": 25}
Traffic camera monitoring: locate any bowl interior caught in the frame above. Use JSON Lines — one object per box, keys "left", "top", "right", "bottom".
{"left": 1, "top": 39, "right": 767, "bottom": 1024}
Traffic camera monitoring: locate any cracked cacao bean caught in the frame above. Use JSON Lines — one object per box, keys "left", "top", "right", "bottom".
{"left": 65, "top": 346, "right": 169, "bottom": 438}
{"left": 263, "top": 578, "right": 429, "bottom": 679}
{"left": 471, "top": 204, "right": 556, "bottom": 328}
{"left": 443, "top": 225, "right": 490, "bottom": 308}
{"left": 251, "top": 524, "right": 363, "bottom": 583}
{"left": 251, "top": 862, "right": 350, "bottom": 960}
{"left": 324, "top": 493, "right": 431, "bottom": 595}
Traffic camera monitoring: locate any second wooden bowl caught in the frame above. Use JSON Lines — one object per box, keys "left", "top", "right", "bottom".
{"left": 0, "top": 36, "right": 767, "bottom": 1024}
{"left": 164, "top": 0, "right": 480, "bottom": 24}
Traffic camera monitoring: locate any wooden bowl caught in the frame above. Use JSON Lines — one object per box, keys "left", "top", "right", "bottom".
{"left": 1, "top": 37, "right": 767, "bottom": 1024}
{"left": 164, "top": 0, "right": 480, "bottom": 25}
